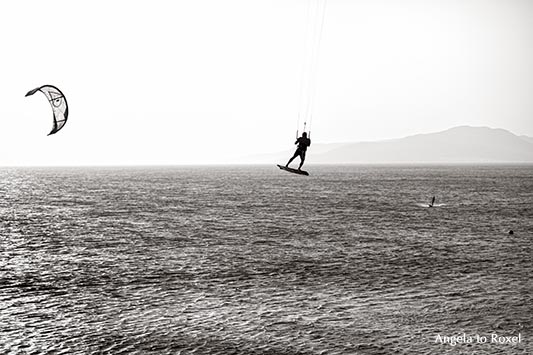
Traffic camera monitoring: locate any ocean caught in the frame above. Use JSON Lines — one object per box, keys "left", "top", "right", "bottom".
{"left": 1, "top": 165, "right": 531, "bottom": 354}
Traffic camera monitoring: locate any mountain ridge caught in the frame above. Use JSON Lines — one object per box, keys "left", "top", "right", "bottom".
{"left": 245, "top": 126, "right": 533, "bottom": 164}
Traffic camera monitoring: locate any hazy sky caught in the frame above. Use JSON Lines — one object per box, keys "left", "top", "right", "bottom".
{"left": 1, "top": 0, "right": 532, "bottom": 165}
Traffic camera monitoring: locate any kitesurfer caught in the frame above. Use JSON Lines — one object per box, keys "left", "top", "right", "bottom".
{"left": 286, "top": 132, "right": 311, "bottom": 170}
{"left": 429, "top": 196, "right": 435, "bottom": 207}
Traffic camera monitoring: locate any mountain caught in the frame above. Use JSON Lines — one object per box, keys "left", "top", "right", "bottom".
{"left": 247, "top": 126, "right": 533, "bottom": 164}
{"left": 520, "top": 135, "right": 533, "bottom": 145}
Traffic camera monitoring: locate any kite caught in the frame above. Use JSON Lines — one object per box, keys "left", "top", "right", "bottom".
{"left": 25, "top": 85, "right": 69, "bottom": 135}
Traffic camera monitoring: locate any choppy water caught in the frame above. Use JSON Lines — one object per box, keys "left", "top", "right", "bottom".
{"left": 1, "top": 165, "right": 532, "bottom": 354}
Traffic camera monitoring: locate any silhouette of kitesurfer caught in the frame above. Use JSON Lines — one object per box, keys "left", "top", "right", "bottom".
{"left": 429, "top": 196, "right": 435, "bottom": 207}
{"left": 286, "top": 132, "right": 311, "bottom": 170}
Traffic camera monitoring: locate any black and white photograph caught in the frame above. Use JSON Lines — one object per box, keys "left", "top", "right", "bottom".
{"left": 1, "top": 0, "right": 532, "bottom": 354}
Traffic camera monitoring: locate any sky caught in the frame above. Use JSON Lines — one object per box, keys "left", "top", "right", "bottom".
{"left": 1, "top": 0, "right": 532, "bottom": 165}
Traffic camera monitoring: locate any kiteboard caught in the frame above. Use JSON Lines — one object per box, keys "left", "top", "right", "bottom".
{"left": 277, "top": 164, "right": 309, "bottom": 176}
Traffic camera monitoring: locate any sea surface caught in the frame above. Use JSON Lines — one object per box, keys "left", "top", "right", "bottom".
{"left": 1, "top": 165, "right": 532, "bottom": 355}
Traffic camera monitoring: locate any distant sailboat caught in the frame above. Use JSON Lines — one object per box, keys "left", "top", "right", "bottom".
{"left": 429, "top": 196, "right": 435, "bottom": 207}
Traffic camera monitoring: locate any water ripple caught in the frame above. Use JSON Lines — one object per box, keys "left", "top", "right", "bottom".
{"left": 1, "top": 165, "right": 532, "bottom": 354}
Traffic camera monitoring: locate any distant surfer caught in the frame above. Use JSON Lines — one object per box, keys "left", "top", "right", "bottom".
{"left": 429, "top": 196, "right": 435, "bottom": 207}
{"left": 286, "top": 132, "right": 311, "bottom": 170}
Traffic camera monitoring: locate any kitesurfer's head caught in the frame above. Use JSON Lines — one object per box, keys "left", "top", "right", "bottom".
{"left": 302, "top": 132, "right": 307, "bottom": 137}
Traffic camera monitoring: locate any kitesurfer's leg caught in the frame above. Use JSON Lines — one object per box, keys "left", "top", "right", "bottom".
{"left": 286, "top": 150, "right": 299, "bottom": 167}
{"left": 298, "top": 151, "right": 306, "bottom": 170}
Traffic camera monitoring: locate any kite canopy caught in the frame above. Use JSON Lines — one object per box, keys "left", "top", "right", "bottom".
{"left": 25, "top": 85, "right": 69, "bottom": 136}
